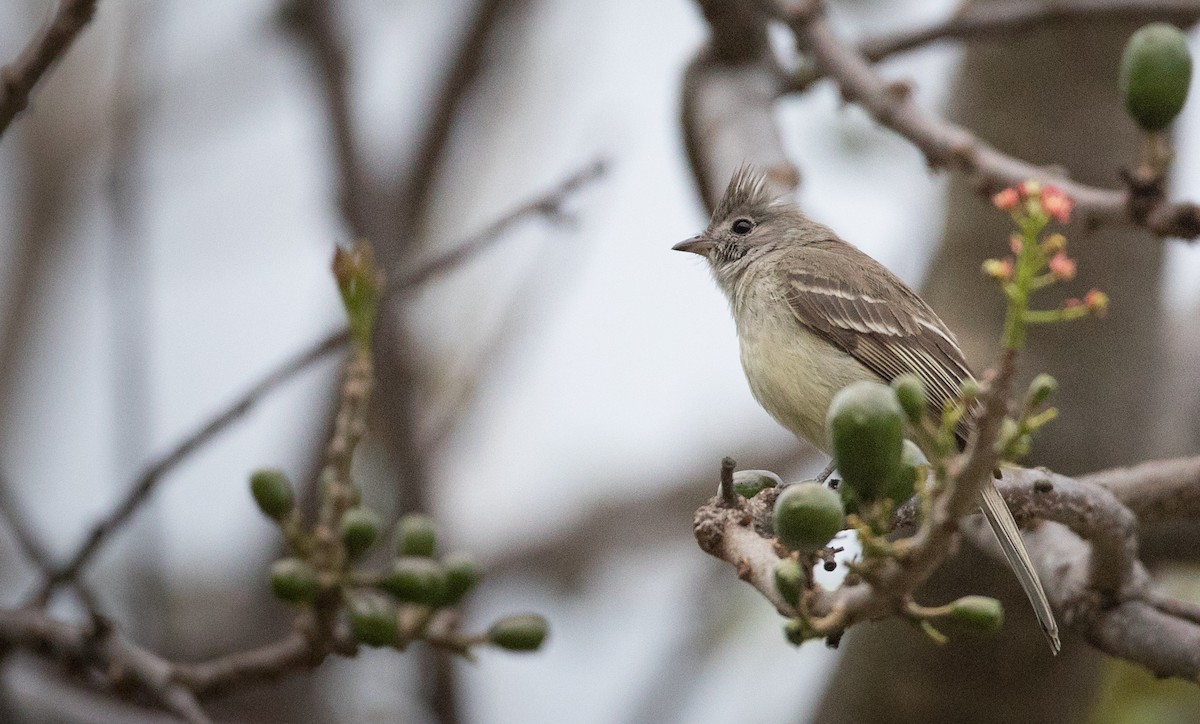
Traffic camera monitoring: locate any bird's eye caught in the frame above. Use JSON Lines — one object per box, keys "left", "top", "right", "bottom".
{"left": 731, "top": 218, "right": 754, "bottom": 235}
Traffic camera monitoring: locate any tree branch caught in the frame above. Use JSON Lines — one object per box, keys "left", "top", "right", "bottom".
{"left": 778, "top": 0, "right": 1200, "bottom": 238}
{"left": 0, "top": 0, "right": 100, "bottom": 141}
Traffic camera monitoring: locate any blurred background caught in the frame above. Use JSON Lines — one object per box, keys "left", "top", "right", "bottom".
{"left": 2, "top": 0, "right": 1200, "bottom": 721}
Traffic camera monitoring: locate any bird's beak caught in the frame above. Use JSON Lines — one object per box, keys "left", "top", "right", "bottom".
{"left": 673, "top": 235, "right": 713, "bottom": 256}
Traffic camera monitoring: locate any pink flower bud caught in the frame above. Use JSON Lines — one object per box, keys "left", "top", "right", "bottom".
{"left": 1048, "top": 252, "right": 1076, "bottom": 281}
{"left": 1041, "top": 233, "right": 1067, "bottom": 255}
{"left": 1042, "top": 186, "right": 1073, "bottom": 223}
{"left": 1063, "top": 297, "right": 1082, "bottom": 309}
{"left": 1019, "top": 180, "right": 1042, "bottom": 198}
{"left": 1009, "top": 234, "right": 1023, "bottom": 255}
{"left": 993, "top": 187, "right": 1020, "bottom": 211}
{"left": 982, "top": 258, "right": 1013, "bottom": 281}
{"left": 1085, "top": 289, "right": 1109, "bottom": 316}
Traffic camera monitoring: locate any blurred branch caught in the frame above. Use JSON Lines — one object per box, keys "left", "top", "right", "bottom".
{"left": 30, "top": 330, "right": 350, "bottom": 604}
{"left": 397, "top": 0, "right": 513, "bottom": 239}
{"left": 0, "top": 0, "right": 99, "bottom": 141}
{"left": 0, "top": 469, "right": 53, "bottom": 571}
{"left": 1079, "top": 455, "right": 1200, "bottom": 525}
{"left": 280, "top": 0, "right": 373, "bottom": 238}
{"left": 682, "top": 0, "right": 799, "bottom": 211}
{"left": 776, "top": 0, "right": 1200, "bottom": 238}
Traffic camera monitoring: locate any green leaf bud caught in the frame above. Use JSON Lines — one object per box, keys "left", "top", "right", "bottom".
{"left": 732, "top": 469, "right": 782, "bottom": 499}
{"left": 250, "top": 469, "right": 294, "bottom": 521}
{"left": 891, "top": 374, "right": 927, "bottom": 425}
{"left": 1027, "top": 373, "right": 1058, "bottom": 408}
{"left": 947, "top": 595, "right": 1005, "bottom": 632}
{"left": 488, "top": 614, "right": 548, "bottom": 652}
{"left": 269, "top": 558, "right": 320, "bottom": 604}
{"left": 773, "top": 558, "right": 804, "bottom": 605}
{"left": 340, "top": 507, "right": 381, "bottom": 559}
{"left": 347, "top": 592, "right": 398, "bottom": 647}
{"left": 441, "top": 552, "right": 481, "bottom": 607}
{"left": 827, "top": 381, "right": 905, "bottom": 504}
{"left": 395, "top": 513, "right": 437, "bottom": 557}
{"left": 773, "top": 482, "right": 845, "bottom": 552}
{"left": 1121, "top": 23, "right": 1193, "bottom": 131}
{"left": 380, "top": 556, "right": 446, "bottom": 605}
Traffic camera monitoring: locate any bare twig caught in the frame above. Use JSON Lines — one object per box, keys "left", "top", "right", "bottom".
{"left": 0, "top": 0, "right": 100, "bottom": 141}
{"left": 30, "top": 330, "right": 350, "bottom": 603}
{"left": 1080, "top": 455, "right": 1200, "bottom": 525}
{"left": 778, "top": 0, "right": 1200, "bottom": 238}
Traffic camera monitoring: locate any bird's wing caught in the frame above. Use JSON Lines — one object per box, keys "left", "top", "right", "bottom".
{"left": 780, "top": 243, "right": 973, "bottom": 420}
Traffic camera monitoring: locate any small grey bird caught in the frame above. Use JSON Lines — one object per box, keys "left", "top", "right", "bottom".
{"left": 674, "top": 166, "right": 1060, "bottom": 654}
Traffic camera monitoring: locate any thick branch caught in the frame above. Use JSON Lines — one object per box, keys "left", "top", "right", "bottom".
{"left": 780, "top": 1, "right": 1200, "bottom": 238}
{"left": 0, "top": 0, "right": 99, "bottom": 141}
{"left": 1080, "top": 455, "right": 1200, "bottom": 525}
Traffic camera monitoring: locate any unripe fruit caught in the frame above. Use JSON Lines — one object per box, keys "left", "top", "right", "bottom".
{"left": 380, "top": 556, "right": 446, "bottom": 605}
{"left": 947, "top": 595, "right": 1005, "bottom": 632}
{"left": 269, "top": 558, "right": 320, "bottom": 604}
{"left": 250, "top": 469, "right": 295, "bottom": 520}
{"left": 348, "top": 592, "right": 398, "bottom": 647}
{"left": 1027, "top": 373, "right": 1057, "bottom": 408}
{"left": 488, "top": 614, "right": 548, "bottom": 651}
{"left": 340, "top": 507, "right": 380, "bottom": 559}
{"left": 828, "top": 382, "right": 905, "bottom": 505}
{"left": 1121, "top": 23, "right": 1192, "bottom": 131}
{"left": 732, "top": 469, "right": 782, "bottom": 499}
{"left": 773, "top": 482, "right": 845, "bottom": 552}
{"left": 891, "top": 374, "right": 927, "bottom": 425}
{"left": 773, "top": 558, "right": 804, "bottom": 605}
{"left": 395, "top": 514, "right": 437, "bottom": 557}
{"left": 441, "top": 552, "right": 481, "bottom": 606}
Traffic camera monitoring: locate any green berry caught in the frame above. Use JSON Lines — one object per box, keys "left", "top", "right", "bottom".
{"left": 340, "top": 507, "right": 380, "bottom": 559}
{"left": 250, "top": 469, "right": 295, "bottom": 521}
{"left": 947, "top": 596, "right": 1004, "bottom": 632}
{"left": 773, "top": 482, "right": 845, "bottom": 552}
{"left": 773, "top": 558, "right": 804, "bottom": 605}
{"left": 380, "top": 556, "right": 446, "bottom": 605}
{"left": 827, "top": 381, "right": 905, "bottom": 504}
{"left": 1121, "top": 23, "right": 1193, "bottom": 131}
{"left": 1027, "top": 373, "right": 1057, "bottom": 408}
{"left": 732, "top": 469, "right": 782, "bottom": 499}
{"left": 441, "top": 552, "right": 481, "bottom": 606}
{"left": 395, "top": 513, "right": 437, "bottom": 557}
{"left": 891, "top": 374, "right": 927, "bottom": 425}
{"left": 783, "top": 618, "right": 808, "bottom": 646}
{"left": 488, "top": 614, "right": 548, "bottom": 652}
{"left": 347, "top": 592, "right": 398, "bottom": 647}
{"left": 269, "top": 558, "right": 320, "bottom": 604}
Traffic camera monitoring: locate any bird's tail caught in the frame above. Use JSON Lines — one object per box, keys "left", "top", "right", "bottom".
{"left": 978, "top": 479, "right": 1061, "bottom": 654}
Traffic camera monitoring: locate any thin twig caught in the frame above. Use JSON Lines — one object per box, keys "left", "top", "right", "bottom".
{"left": 0, "top": 0, "right": 100, "bottom": 141}
{"left": 30, "top": 330, "right": 350, "bottom": 603}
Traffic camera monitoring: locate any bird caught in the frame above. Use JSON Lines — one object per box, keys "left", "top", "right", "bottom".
{"left": 673, "top": 165, "right": 1060, "bottom": 654}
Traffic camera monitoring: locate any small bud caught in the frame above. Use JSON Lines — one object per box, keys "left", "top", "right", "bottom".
{"left": 1121, "top": 22, "right": 1193, "bottom": 131}
{"left": 981, "top": 258, "right": 1013, "bottom": 282}
{"left": 774, "top": 559, "right": 804, "bottom": 605}
{"left": 783, "top": 618, "right": 808, "bottom": 646}
{"left": 1009, "top": 234, "right": 1023, "bottom": 255}
{"left": 341, "top": 507, "right": 381, "bottom": 559}
{"left": 441, "top": 552, "right": 481, "bottom": 606}
{"left": 1085, "top": 289, "right": 1109, "bottom": 316}
{"left": 1019, "top": 179, "right": 1042, "bottom": 199}
{"left": 270, "top": 558, "right": 320, "bottom": 604}
{"left": 947, "top": 595, "right": 1005, "bottom": 632}
{"left": 332, "top": 243, "right": 382, "bottom": 350}
{"left": 1041, "top": 187, "right": 1073, "bottom": 224}
{"left": 250, "top": 469, "right": 295, "bottom": 521}
{"left": 380, "top": 557, "right": 446, "bottom": 605}
{"left": 958, "top": 379, "right": 980, "bottom": 401}
{"left": 827, "top": 382, "right": 905, "bottom": 505}
{"left": 395, "top": 514, "right": 437, "bottom": 557}
{"left": 1048, "top": 252, "right": 1076, "bottom": 281}
{"left": 488, "top": 614, "right": 548, "bottom": 652}
{"left": 732, "top": 469, "right": 782, "bottom": 500}
{"left": 893, "top": 439, "right": 927, "bottom": 503}
{"left": 773, "top": 482, "right": 845, "bottom": 552}
{"left": 347, "top": 592, "right": 399, "bottom": 647}
{"left": 1041, "top": 233, "right": 1067, "bottom": 255}
{"left": 992, "top": 187, "right": 1020, "bottom": 211}
{"left": 891, "top": 374, "right": 927, "bottom": 425}
{"left": 1027, "top": 374, "right": 1058, "bottom": 407}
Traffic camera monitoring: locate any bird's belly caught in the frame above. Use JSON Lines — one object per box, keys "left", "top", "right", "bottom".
{"left": 738, "top": 323, "right": 877, "bottom": 452}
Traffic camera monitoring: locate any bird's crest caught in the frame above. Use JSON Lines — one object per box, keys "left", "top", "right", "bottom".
{"left": 713, "top": 165, "right": 778, "bottom": 222}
